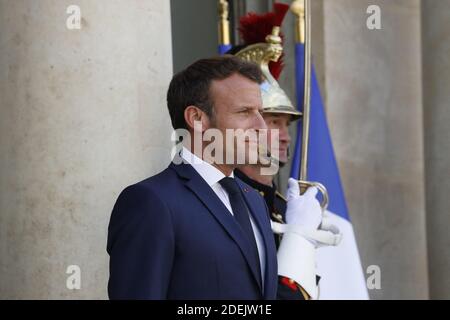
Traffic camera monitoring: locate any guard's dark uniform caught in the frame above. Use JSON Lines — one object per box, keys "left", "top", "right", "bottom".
{"left": 235, "top": 169, "right": 310, "bottom": 300}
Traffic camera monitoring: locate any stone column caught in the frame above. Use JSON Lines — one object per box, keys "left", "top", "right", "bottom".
{"left": 0, "top": 0, "right": 173, "bottom": 299}
{"left": 422, "top": 0, "right": 450, "bottom": 300}
{"left": 322, "top": 0, "right": 428, "bottom": 299}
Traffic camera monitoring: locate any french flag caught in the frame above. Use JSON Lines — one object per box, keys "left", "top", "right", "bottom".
{"left": 290, "top": 43, "right": 369, "bottom": 299}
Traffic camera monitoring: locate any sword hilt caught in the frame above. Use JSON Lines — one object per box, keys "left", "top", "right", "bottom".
{"left": 298, "top": 180, "right": 329, "bottom": 212}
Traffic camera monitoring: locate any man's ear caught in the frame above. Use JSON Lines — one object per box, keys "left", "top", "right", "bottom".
{"left": 184, "top": 106, "right": 210, "bottom": 132}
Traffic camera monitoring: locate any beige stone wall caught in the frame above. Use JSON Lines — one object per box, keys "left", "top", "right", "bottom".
{"left": 322, "top": 0, "right": 428, "bottom": 299}
{"left": 0, "top": 0, "right": 174, "bottom": 299}
{"left": 422, "top": 0, "right": 450, "bottom": 300}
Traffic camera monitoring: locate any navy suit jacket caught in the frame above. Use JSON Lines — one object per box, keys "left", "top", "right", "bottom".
{"left": 107, "top": 161, "right": 278, "bottom": 300}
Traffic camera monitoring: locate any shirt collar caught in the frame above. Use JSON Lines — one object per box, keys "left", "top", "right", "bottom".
{"left": 181, "top": 147, "right": 234, "bottom": 187}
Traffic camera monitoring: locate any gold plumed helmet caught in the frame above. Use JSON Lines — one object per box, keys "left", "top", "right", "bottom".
{"left": 234, "top": 26, "right": 302, "bottom": 121}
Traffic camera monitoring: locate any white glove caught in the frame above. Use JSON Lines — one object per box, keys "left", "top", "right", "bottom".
{"left": 320, "top": 212, "right": 341, "bottom": 235}
{"left": 277, "top": 179, "right": 343, "bottom": 299}
{"left": 285, "top": 178, "right": 322, "bottom": 229}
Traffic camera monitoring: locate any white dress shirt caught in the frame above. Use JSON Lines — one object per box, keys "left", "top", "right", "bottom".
{"left": 181, "top": 147, "right": 266, "bottom": 288}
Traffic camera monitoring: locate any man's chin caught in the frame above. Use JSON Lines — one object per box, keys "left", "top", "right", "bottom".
{"left": 273, "top": 153, "right": 288, "bottom": 167}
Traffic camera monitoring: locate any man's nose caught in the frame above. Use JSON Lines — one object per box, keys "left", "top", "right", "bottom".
{"left": 254, "top": 111, "right": 267, "bottom": 130}
{"left": 279, "top": 125, "right": 291, "bottom": 144}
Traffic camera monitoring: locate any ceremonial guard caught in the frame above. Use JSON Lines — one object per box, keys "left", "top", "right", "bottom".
{"left": 223, "top": 1, "right": 342, "bottom": 300}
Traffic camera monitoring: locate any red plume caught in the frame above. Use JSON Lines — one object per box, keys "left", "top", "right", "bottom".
{"left": 273, "top": 2, "right": 290, "bottom": 27}
{"left": 238, "top": 2, "right": 289, "bottom": 80}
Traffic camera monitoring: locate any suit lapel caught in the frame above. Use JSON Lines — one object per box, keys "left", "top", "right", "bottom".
{"left": 170, "top": 162, "right": 263, "bottom": 293}
{"left": 236, "top": 178, "right": 278, "bottom": 300}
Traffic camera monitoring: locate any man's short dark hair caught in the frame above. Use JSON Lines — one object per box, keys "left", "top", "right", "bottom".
{"left": 166, "top": 55, "right": 264, "bottom": 130}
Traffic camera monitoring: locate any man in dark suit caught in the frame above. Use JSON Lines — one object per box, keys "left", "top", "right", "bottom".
{"left": 107, "top": 56, "right": 278, "bottom": 299}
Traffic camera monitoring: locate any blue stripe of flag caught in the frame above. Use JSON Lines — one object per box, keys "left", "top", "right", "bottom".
{"left": 218, "top": 44, "right": 232, "bottom": 55}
